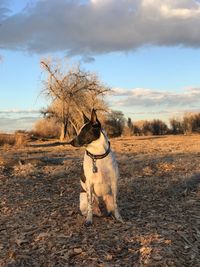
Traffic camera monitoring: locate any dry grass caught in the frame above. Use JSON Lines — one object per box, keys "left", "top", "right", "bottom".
{"left": 14, "top": 132, "right": 29, "bottom": 147}
{"left": 33, "top": 118, "right": 61, "bottom": 138}
{"left": 0, "top": 133, "right": 15, "bottom": 146}
{"left": 0, "top": 132, "right": 29, "bottom": 148}
{"left": 0, "top": 135, "right": 200, "bottom": 266}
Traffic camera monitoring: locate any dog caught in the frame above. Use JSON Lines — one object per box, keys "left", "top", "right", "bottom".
{"left": 70, "top": 109, "right": 123, "bottom": 226}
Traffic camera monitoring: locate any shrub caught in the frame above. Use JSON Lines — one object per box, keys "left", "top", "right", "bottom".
{"left": 14, "top": 131, "right": 29, "bottom": 147}
{"left": 150, "top": 119, "right": 168, "bottom": 135}
{"left": 0, "top": 133, "right": 15, "bottom": 146}
{"left": 104, "top": 110, "right": 125, "bottom": 137}
{"left": 169, "top": 118, "right": 183, "bottom": 134}
{"left": 132, "top": 124, "right": 141, "bottom": 136}
{"left": 122, "top": 126, "right": 133, "bottom": 136}
{"left": 183, "top": 113, "right": 200, "bottom": 134}
{"left": 131, "top": 120, "right": 168, "bottom": 136}
{"left": 33, "top": 118, "right": 61, "bottom": 138}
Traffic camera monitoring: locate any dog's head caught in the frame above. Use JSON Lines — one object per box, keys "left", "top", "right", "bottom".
{"left": 70, "top": 109, "right": 101, "bottom": 147}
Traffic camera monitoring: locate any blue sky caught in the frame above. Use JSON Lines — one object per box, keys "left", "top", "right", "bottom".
{"left": 1, "top": 0, "right": 200, "bottom": 132}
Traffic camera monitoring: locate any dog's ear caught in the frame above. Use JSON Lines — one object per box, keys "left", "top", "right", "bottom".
{"left": 91, "top": 109, "right": 97, "bottom": 123}
{"left": 82, "top": 112, "right": 90, "bottom": 124}
{"left": 91, "top": 109, "right": 101, "bottom": 126}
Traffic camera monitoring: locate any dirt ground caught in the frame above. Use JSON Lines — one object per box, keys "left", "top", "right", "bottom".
{"left": 0, "top": 135, "right": 200, "bottom": 267}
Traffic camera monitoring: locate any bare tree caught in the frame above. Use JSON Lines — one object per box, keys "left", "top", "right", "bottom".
{"left": 169, "top": 118, "right": 183, "bottom": 134}
{"left": 40, "top": 58, "right": 109, "bottom": 140}
{"left": 133, "top": 119, "right": 168, "bottom": 136}
{"left": 182, "top": 112, "right": 200, "bottom": 134}
{"left": 151, "top": 119, "right": 168, "bottom": 135}
{"left": 104, "top": 110, "right": 125, "bottom": 137}
{"left": 182, "top": 113, "right": 193, "bottom": 134}
{"left": 127, "top": 118, "right": 134, "bottom": 132}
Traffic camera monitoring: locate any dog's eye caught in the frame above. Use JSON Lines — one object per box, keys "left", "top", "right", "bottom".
{"left": 92, "top": 123, "right": 99, "bottom": 128}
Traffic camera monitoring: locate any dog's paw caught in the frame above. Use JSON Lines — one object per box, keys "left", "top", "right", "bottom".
{"left": 116, "top": 217, "right": 124, "bottom": 224}
{"left": 84, "top": 220, "right": 93, "bottom": 227}
{"left": 114, "top": 213, "right": 124, "bottom": 224}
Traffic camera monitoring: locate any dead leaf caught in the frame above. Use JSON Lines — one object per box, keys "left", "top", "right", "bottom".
{"left": 73, "top": 248, "right": 82, "bottom": 254}
{"left": 34, "top": 232, "right": 50, "bottom": 242}
{"left": 152, "top": 254, "right": 163, "bottom": 261}
{"left": 105, "top": 254, "right": 113, "bottom": 261}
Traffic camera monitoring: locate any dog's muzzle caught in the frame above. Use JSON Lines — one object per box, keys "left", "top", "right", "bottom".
{"left": 69, "top": 138, "right": 82, "bottom": 147}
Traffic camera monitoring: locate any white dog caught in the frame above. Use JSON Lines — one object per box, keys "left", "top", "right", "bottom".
{"left": 70, "top": 109, "right": 123, "bottom": 226}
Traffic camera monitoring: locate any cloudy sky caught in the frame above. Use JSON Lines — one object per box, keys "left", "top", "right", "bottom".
{"left": 1, "top": 0, "right": 200, "bottom": 132}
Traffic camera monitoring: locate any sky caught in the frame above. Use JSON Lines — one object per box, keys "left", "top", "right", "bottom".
{"left": 1, "top": 0, "right": 200, "bottom": 132}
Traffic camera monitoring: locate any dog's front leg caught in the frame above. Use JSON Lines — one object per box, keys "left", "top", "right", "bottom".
{"left": 112, "top": 180, "right": 124, "bottom": 223}
{"left": 85, "top": 183, "right": 93, "bottom": 226}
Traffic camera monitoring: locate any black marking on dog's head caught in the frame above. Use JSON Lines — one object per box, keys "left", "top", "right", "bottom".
{"left": 70, "top": 109, "right": 101, "bottom": 147}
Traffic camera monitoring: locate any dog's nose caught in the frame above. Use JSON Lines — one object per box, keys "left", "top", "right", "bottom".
{"left": 69, "top": 139, "right": 75, "bottom": 146}
{"left": 69, "top": 138, "right": 80, "bottom": 147}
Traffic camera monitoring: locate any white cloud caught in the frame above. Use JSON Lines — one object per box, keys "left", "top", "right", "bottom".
{"left": 0, "top": 116, "right": 39, "bottom": 133}
{"left": 0, "top": 109, "right": 40, "bottom": 132}
{"left": 108, "top": 87, "right": 200, "bottom": 121}
{"left": 110, "top": 87, "right": 200, "bottom": 108}
{"left": 160, "top": 5, "right": 200, "bottom": 19}
{"left": 0, "top": 109, "right": 40, "bottom": 114}
{"left": 0, "top": 0, "right": 200, "bottom": 56}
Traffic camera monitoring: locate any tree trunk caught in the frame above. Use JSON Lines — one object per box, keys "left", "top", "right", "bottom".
{"left": 60, "top": 122, "right": 68, "bottom": 141}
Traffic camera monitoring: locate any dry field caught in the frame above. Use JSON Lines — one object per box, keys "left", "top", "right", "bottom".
{"left": 0, "top": 135, "right": 200, "bottom": 266}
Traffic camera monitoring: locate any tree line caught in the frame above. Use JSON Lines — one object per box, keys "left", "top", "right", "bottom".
{"left": 122, "top": 113, "right": 200, "bottom": 137}
{"left": 34, "top": 58, "right": 200, "bottom": 139}
{"left": 34, "top": 108, "right": 200, "bottom": 139}
{"left": 97, "top": 111, "right": 200, "bottom": 137}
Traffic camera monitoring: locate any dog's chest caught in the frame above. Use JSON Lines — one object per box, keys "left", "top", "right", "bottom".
{"left": 83, "top": 152, "right": 116, "bottom": 185}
